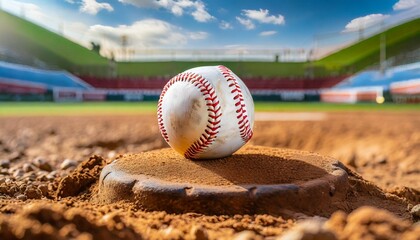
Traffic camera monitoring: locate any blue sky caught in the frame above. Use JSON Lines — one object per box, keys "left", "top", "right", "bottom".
{"left": 1, "top": 0, "right": 419, "bottom": 60}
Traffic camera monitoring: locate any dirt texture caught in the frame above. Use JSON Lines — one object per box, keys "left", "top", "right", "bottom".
{"left": 110, "top": 146, "right": 338, "bottom": 186}
{"left": 0, "top": 112, "right": 419, "bottom": 239}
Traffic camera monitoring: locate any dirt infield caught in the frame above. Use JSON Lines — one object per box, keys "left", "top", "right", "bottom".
{"left": 0, "top": 112, "right": 419, "bottom": 239}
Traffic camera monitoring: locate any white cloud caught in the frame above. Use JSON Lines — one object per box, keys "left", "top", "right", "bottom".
{"left": 219, "top": 21, "right": 233, "bottom": 30}
{"left": 191, "top": 2, "right": 213, "bottom": 22}
{"left": 188, "top": 31, "right": 208, "bottom": 40}
{"left": 171, "top": 5, "right": 184, "bottom": 16}
{"left": 343, "top": 14, "right": 389, "bottom": 32}
{"left": 87, "top": 19, "right": 189, "bottom": 48}
{"left": 259, "top": 31, "right": 277, "bottom": 37}
{"left": 118, "top": 0, "right": 159, "bottom": 8}
{"left": 118, "top": 0, "right": 214, "bottom": 22}
{"left": 80, "top": 0, "right": 113, "bottom": 15}
{"left": 393, "top": 0, "right": 420, "bottom": 10}
{"left": 236, "top": 17, "right": 255, "bottom": 30}
{"left": 65, "top": 0, "right": 76, "bottom": 4}
{"left": 242, "top": 9, "right": 285, "bottom": 25}
{"left": 1, "top": 1, "right": 57, "bottom": 30}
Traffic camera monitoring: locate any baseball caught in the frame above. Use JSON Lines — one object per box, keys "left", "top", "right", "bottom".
{"left": 157, "top": 65, "right": 254, "bottom": 159}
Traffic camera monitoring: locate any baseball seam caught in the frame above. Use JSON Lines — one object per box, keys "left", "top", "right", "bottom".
{"left": 157, "top": 72, "right": 222, "bottom": 159}
{"left": 218, "top": 65, "right": 253, "bottom": 142}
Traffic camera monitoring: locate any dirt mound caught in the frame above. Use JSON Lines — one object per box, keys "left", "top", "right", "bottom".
{"left": 99, "top": 146, "right": 349, "bottom": 215}
{"left": 110, "top": 146, "right": 338, "bottom": 186}
{"left": 98, "top": 146, "right": 411, "bottom": 219}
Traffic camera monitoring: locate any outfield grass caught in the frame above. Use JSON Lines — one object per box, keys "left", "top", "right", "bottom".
{"left": 116, "top": 61, "right": 307, "bottom": 78}
{"left": 0, "top": 102, "right": 418, "bottom": 117}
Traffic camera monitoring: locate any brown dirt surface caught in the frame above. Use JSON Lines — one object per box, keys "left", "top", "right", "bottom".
{"left": 324, "top": 207, "right": 420, "bottom": 240}
{"left": 111, "top": 146, "right": 336, "bottom": 186}
{"left": 0, "top": 112, "right": 419, "bottom": 239}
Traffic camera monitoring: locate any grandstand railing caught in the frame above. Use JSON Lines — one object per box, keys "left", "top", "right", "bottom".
{"left": 79, "top": 75, "right": 347, "bottom": 91}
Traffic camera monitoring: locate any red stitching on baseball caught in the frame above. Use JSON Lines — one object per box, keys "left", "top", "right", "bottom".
{"left": 218, "top": 65, "right": 253, "bottom": 142}
{"left": 157, "top": 72, "right": 222, "bottom": 159}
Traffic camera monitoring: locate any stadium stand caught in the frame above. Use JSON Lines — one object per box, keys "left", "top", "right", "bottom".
{"left": 0, "top": 79, "right": 47, "bottom": 94}
{"left": 333, "top": 62, "right": 420, "bottom": 89}
{"left": 390, "top": 78, "right": 420, "bottom": 103}
{"left": 321, "top": 87, "right": 384, "bottom": 103}
{"left": 79, "top": 76, "right": 167, "bottom": 90}
{"left": 321, "top": 62, "right": 420, "bottom": 103}
{"left": 0, "top": 61, "right": 112, "bottom": 101}
{"left": 0, "top": 61, "right": 93, "bottom": 90}
{"left": 78, "top": 74, "right": 347, "bottom": 102}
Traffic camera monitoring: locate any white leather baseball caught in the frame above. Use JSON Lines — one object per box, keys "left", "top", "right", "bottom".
{"left": 158, "top": 65, "right": 254, "bottom": 159}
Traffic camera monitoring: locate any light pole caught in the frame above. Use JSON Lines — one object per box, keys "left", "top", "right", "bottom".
{"left": 121, "top": 35, "right": 128, "bottom": 61}
{"left": 379, "top": 32, "right": 386, "bottom": 75}
{"left": 379, "top": 20, "right": 387, "bottom": 75}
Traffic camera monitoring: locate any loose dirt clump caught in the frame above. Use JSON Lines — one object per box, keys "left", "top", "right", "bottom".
{"left": 281, "top": 206, "right": 419, "bottom": 240}
{"left": 0, "top": 202, "right": 140, "bottom": 240}
{"left": 56, "top": 155, "right": 106, "bottom": 198}
{"left": 325, "top": 206, "right": 419, "bottom": 240}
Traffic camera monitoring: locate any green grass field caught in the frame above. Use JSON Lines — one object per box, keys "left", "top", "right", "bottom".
{"left": 0, "top": 102, "right": 418, "bottom": 117}
{"left": 1, "top": 9, "right": 420, "bottom": 77}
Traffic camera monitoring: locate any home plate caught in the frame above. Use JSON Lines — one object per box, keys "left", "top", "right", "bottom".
{"left": 97, "top": 146, "right": 349, "bottom": 215}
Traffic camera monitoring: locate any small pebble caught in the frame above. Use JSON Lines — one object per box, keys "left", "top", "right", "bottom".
{"left": 60, "top": 159, "right": 78, "bottom": 170}
{"left": 5, "top": 178, "right": 13, "bottom": 184}
{"left": 25, "top": 186, "right": 42, "bottom": 199}
{"left": 13, "top": 169, "right": 25, "bottom": 179}
{"left": 107, "top": 151, "right": 117, "bottom": 159}
{"left": 162, "top": 226, "right": 183, "bottom": 239}
{"left": 33, "top": 157, "right": 53, "bottom": 172}
{"left": 232, "top": 231, "right": 260, "bottom": 240}
{"left": 410, "top": 204, "right": 420, "bottom": 219}
{"left": 374, "top": 156, "right": 387, "bottom": 165}
{"left": 38, "top": 184, "right": 49, "bottom": 196}
{"left": 0, "top": 159, "right": 10, "bottom": 168}
{"left": 16, "top": 194, "right": 27, "bottom": 201}
{"left": 191, "top": 225, "right": 209, "bottom": 240}
{"left": 8, "top": 152, "right": 21, "bottom": 161}
{"left": 8, "top": 167, "right": 16, "bottom": 174}
{"left": 23, "top": 163, "right": 36, "bottom": 172}
{"left": 0, "top": 168, "right": 8, "bottom": 175}
{"left": 280, "top": 220, "right": 336, "bottom": 240}
{"left": 23, "top": 172, "right": 37, "bottom": 181}
{"left": 46, "top": 171, "right": 58, "bottom": 181}
{"left": 101, "top": 212, "right": 122, "bottom": 224}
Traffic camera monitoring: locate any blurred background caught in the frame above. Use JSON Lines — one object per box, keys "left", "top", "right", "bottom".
{"left": 0, "top": 0, "right": 419, "bottom": 105}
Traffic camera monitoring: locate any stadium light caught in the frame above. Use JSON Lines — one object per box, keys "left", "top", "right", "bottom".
{"left": 376, "top": 96, "right": 385, "bottom": 104}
